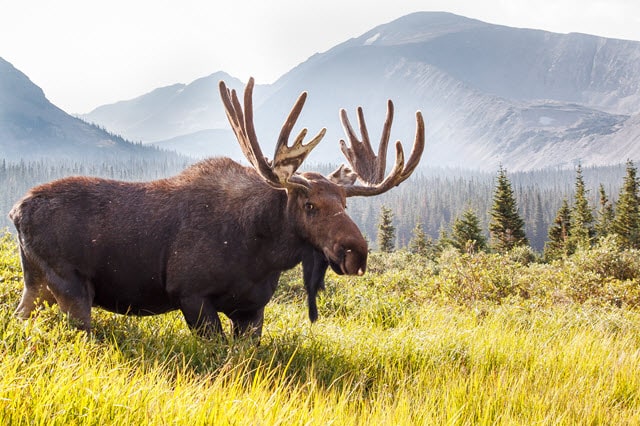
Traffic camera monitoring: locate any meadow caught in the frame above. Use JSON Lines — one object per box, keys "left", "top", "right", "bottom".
{"left": 1, "top": 230, "right": 639, "bottom": 425}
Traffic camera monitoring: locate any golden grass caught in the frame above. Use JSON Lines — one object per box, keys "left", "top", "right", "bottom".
{"left": 1, "top": 233, "right": 639, "bottom": 425}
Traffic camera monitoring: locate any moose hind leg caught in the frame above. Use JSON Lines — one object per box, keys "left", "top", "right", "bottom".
{"left": 41, "top": 265, "right": 94, "bottom": 332}
{"left": 14, "top": 248, "right": 57, "bottom": 319}
{"left": 180, "top": 296, "right": 224, "bottom": 338}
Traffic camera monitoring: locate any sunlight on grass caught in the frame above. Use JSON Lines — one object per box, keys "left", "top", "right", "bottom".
{"left": 1, "top": 231, "right": 639, "bottom": 424}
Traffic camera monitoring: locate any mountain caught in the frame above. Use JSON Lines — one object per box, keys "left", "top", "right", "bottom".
{"left": 80, "top": 72, "right": 251, "bottom": 143}
{"left": 0, "top": 57, "right": 181, "bottom": 162}
{"left": 81, "top": 12, "right": 640, "bottom": 171}
{"left": 152, "top": 128, "right": 239, "bottom": 159}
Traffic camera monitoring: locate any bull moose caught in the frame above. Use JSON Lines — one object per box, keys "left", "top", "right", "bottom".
{"left": 9, "top": 78, "right": 424, "bottom": 339}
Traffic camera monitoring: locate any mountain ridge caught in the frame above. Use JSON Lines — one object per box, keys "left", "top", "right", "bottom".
{"left": 6, "top": 12, "right": 640, "bottom": 171}
{"left": 0, "top": 57, "right": 184, "bottom": 162}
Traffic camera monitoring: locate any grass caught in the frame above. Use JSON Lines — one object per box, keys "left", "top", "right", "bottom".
{"left": 1, "top": 231, "right": 640, "bottom": 424}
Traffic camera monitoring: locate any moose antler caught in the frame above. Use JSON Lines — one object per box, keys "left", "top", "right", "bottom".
{"left": 219, "top": 77, "right": 326, "bottom": 189}
{"left": 338, "top": 100, "right": 425, "bottom": 197}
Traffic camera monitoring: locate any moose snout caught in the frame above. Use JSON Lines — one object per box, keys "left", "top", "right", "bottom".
{"left": 344, "top": 247, "right": 367, "bottom": 276}
{"left": 326, "top": 238, "right": 367, "bottom": 276}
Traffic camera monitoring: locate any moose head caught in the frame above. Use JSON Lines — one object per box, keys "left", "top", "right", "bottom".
{"left": 219, "top": 78, "right": 425, "bottom": 322}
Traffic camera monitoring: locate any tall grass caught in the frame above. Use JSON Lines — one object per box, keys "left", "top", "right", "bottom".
{"left": 1, "top": 231, "right": 639, "bottom": 424}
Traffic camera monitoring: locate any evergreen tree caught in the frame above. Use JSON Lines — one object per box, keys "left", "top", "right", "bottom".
{"left": 544, "top": 198, "right": 571, "bottom": 261}
{"left": 449, "top": 208, "right": 487, "bottom": 254}
{"left": 568, "top": 164, "right": 594, "bottom": 252}
{"left": 377, "top": 205, "right": 396, "bottom": 253}
{"left": 612, "top": 160, "right": 640, "bottom": 249}
{"left": 595, "top": 183, "right": 614, "bottom": 240}
{"left": 489, "top": 166, "right": 528, "bottom": 252}
{"left": 409, "top": 222, "right": 429, "bottom": 256}
{"left": 531, "top": 191, "right": 546, "bottom": 252}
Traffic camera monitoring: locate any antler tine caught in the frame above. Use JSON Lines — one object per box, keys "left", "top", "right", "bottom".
{"left": 376, "top": 100, "right": 394, "bottom": 182}
{"left": 339, "top": 100, "right": 394, "bottom": 184}
{"left": 219, "top": 77, "right": 325, "bottom": 190}
{"left": 219, "top": 84, "right": 244, "bottom": 152}
{"left": 342, "top": 108, "right": 425, "bottom": 197}
{"left": 241, "top": 79, "right": 264, "bottom": 167}
{"left": 272, "top": 91, "right": 327, "bottom": 185}
{"left": 276, "top": 91, "right": 307, "bottom": 154}
{"left": 399, "top": 111, "right": 425, "bottom": 179}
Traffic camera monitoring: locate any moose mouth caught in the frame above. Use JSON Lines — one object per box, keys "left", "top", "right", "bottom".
{"left": 323, "top": 247, "right": 365, "bottom": 276}
{"left": 327, "top": 258, "right": 344, "bottom": 275}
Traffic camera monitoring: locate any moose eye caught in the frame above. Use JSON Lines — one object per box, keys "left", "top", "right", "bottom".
{"left": 304, "top": 202, "right": 315, "bottom": 211}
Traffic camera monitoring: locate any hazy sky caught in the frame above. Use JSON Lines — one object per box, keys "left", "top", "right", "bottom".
{"left": 2, "top": 0, "right": 639, "bottom": 113}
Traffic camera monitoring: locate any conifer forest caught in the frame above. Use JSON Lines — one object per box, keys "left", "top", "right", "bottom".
{"left": 0, "top": 156, "right": 631, "bottom": 255}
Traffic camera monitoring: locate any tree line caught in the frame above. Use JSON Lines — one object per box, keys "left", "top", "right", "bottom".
{"left": 0, "top": 157, "right": 631, "bottom": 256}
{"left": 0, "top": 157, "right": 190, "bottom": 230}
{"left": 374, "top": 161, "right": 640, "bottom": 262}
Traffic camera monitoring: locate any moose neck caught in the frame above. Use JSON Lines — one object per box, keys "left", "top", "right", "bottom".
{"left": 250, "top": 186, "right": 310, "bottom": 274}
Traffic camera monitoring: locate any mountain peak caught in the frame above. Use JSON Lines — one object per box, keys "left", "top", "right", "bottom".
{"left": 0, "top": 57, "right": 47, "bottom": 108}
{"left": 355, "top": 11, "right": 489, "bottom": 47}
{"left": 0, "top": 56, "right": 184, "bottom": 161}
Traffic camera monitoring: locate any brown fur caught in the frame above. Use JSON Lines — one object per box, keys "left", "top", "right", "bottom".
{"left": 10, "top": 157, "right": 368, "bottom": 338}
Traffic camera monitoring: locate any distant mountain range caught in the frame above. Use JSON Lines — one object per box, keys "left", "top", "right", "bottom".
{"left": 0, "top": 57, "right": 182, "bottom": 162}
{"left": 4, "top": 12, "right": 640, "bottom": 171}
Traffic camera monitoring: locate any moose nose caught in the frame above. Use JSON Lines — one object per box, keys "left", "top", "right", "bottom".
{"left": 342, "top": 249, "right": 367, "bottom": 276}
{"left": 341, "top": 243, "right": 367, "bottom": 276}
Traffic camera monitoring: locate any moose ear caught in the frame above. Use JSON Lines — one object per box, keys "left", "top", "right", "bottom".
{"left": 284, "top": 174, "right": 311, "bottom": 197}
{"left": 327, "top": 164, "right": 357, "bottom": 185}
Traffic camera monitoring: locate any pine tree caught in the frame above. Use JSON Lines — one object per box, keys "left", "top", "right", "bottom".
{"left": 595, "top": 183, "right": 614, "bottom": 240}
{"left": 568, "top": 164, "right": 594, "bottom": 251}
{"left": 449, "top": 208, "right": 487, "bottom": 254}
{"left": 489, "top": 166, "right": 528, "bottom": 252}
{"left": 544, "top": 199, "right": 571, "bottom": 261}
{"left": 612, "top": 160, "right": 640, "bottom": 249}
{"left": 377, "top": 205, "right": 396, "bottom": 253}
{"left": 529, "top": 191, "right": 546, "bottom": 252}
{"left": 409, "top": 222, "right": 429, "bottom": 256}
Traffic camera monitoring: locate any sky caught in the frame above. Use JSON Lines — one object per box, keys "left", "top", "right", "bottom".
{"left": 1, "top": 0, "right": 639, "bottom": 114}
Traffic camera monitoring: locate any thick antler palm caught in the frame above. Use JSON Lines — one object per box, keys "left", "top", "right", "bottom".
{"left": 338, "top": 100, "right": 425, "bottom": 197}
{"left": 219, "top": 77, "right": 326, "bottom": 190}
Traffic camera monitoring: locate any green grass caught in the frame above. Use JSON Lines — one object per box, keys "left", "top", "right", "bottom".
{"left": 1, "top": 231, "right": 640, "bottom": 424}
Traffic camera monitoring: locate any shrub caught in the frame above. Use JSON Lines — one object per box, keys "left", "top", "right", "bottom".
{"left": 435, "top": 249, "right": 526, "bottom": 305}
{"left": 569, "top": 235, "right": 640, "bottom": 281}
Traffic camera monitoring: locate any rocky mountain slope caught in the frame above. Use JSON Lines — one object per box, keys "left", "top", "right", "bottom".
{"left": 61, "top": 13, "right": 640, "bottom": 170}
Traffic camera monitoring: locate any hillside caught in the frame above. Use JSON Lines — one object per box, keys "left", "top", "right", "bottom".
{"left": 81, "top": 12, "right": 640, "bottom": 171}
{"left": 0, "top": 57, "right": 183, "bottom": 162}
{"left": 81, "top": 72, "right": 250, "bottom": 143}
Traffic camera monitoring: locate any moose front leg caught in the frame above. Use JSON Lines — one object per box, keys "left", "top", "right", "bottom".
{"left": 179, "top": 296, "right": 224, "bottom": 338}
{"left": 228, "top": 307, "right": 265, "bottom": 340}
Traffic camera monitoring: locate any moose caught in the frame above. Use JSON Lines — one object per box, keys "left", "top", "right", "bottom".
{"left": 9, "top": 77, "right": 424, "bottom": 339}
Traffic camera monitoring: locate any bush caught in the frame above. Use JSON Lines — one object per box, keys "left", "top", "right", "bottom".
{"left": 559, "top": 236, "right": 640, "bottom": 307}
{"left": 435, "top": 249, "right": 527, "bottom": 305}
{"left": 505, "top": 245, "right": 539, "bottom": 265}
{"left": 569, "top": 235, "right": 640, "bottom": 281}
{"left": 0, "top": 229, "right": 22, "bottom": 309}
